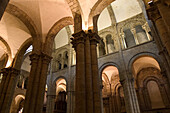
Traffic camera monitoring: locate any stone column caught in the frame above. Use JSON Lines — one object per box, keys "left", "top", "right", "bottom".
{"left": 0, "top": 68, "right": 20, "bottom": 113}
{"left": 103, "top": 38, "right": 108, "bottom": 54}
{"left": 23, "top": 52, "right": 52, "bottom": 113}
{"left": 120, "top": 77, "right": 140, "bottom": 113}
{"left": 0, "top": 68, "right": 9, "bottom": 100}
{"left": 131, "top": 28, "right": 139, "bottom": 45}
{"left": 46, "top": 95, "right": 56, "bottom": 113}
{"left": 89, "top": 31, "right": 102, "bottom": 113}
{"left": 156, "top": 2, "right": 170, "bottom": 37}
{"left": 23, "top": 53, "right": 40, "bottom": 113}
{"left": 85, "top": 32, "right": 94, "bottom": 113}
{"left": 147, "top": 2, "right": 170, "bottom": 55}
{"left": 142, "top": 24, "right": 152, "bottom": 40}
{"left": 35, "top": 53, "right": 52, "bottom": 113}
{"left": 46, "top": 85, "right": 56, "bottom": 113}
{"left": 128, "top": 77, "right": 140, "bottom": 113}
{"left": 71, "top": 30, "right": 86, "bottom": 113}
{"left": 120, "top": 33, "right": 127, "bottom": 49}
{"left": 120, "top": 78, "right": 134, "bottom": 113}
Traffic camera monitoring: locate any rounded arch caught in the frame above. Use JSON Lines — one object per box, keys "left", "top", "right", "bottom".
{"left": 114, "top": 83, "right": 122, "bottom": 95}
{"left": 102, "top": 73, "right": 110, "bottom": 84}
{"left": 14, "top": 94, "right": 25, "bottom": 105}
{"left": 99, "top": 62, "right": 120, "bottom": 78}
{"left": 13, "top": 38, "right": 33, "bottom": 69}
{"left": 118, "top": 17, "right": 146, "bottom": 34}
{"left": 13, "top": 94, "right": 25, "bottom": 113}
{"left": 6, "top": 4, "right": 39, "bottom": 38}
{"left": 53, "top": 76, "right": 68, "bottom": 97}
{"left": 88, "top": 0, "right": 115, "bottom": 26}
{"left": 44, "top": 17, "right": 73, "bottom": 56}
{"left": 128, "top": 52, "right": 164, "bottom": 76}
{"left": 136, "top": 67, "right": 163, "bottom": 88}
{"left": 0, "top": 36, "right": 12, "bottom": 67}
{"left": 143, "top": 76, "right": 163, "bottom": 89}
{"left": 53, "top": 76, "right": 68, "bottom": 91}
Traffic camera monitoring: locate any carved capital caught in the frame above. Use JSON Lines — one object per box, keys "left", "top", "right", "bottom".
{"left": 88, "top": 30, "right": 100, "bottom": 46}
{"left": 147, "top": 3, "right": 162, "bottom": 22}
{"left": 41, "top": 53, "right": 52, "bottom": 64}
{"left": 9, "top": 68, "right": 20, "bottom": 76}
{"left": 71, "top": 30, "right": 86, "bottom": 50}
{"left": 0, "top": 68, "right": 10, "bottom": 75}
{"left": 29, "top": 53, "right": 40, "bottom": 63}
{"left": 0, "top": 67, "right": 20, "bottom": 76}
{"left": 131, "top": 28, "right": 136, "bottom": 34}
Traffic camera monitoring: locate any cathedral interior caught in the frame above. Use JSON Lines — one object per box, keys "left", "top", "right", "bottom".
{"left": 0, "top": 0, "right": 170, "bottom": 113}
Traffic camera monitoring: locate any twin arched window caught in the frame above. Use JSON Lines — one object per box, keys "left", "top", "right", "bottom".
{"left": 123, "top": 25, "right": 150, "bottom": 48}
{"left": 98, "top": 34, "right": 115, "bottom": 57}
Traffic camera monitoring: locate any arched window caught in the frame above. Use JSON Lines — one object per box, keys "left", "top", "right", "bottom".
{"left": 24, "top": 77, "right": 28, "bottom": 89}
{"left": 99, "top": 39, "right": 106, "bottom": 56}
{"left": 55, "top": 91, "right": 67, "bottom": 113}
{"left": 147, "top": 80, "right": 165, "bottom": 109}
{"left": 63, "top": 51, "right": 68, "bottom": 68}
{"left": 56, "top": 54, "right": 62, "bottom": 70}
{"left": 55, "top": 78, "right": 67, "bottom": 113}
{"left": 123, "top": 29, "right": 136, "bottom": 48}
{"left": 135, "top": 25, "right": 148, "bottom": 43}
{"left": 106, "top": 34, "right": 114, "bottom": 53}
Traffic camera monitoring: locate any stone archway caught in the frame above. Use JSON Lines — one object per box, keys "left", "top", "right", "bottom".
{"left": 131, "top": 55, "right": 170, "bottom": 113}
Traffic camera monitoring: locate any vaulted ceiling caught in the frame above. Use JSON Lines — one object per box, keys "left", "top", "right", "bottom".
{"left": 0, "top": 0, "right": 144, "bottom": 67}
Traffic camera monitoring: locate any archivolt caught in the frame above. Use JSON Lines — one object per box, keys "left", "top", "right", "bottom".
{"left": 88, "top": 0, "right": 115, "bottom": 26}
{"left": 44, "top": 17, "right": 73, "bottom": 56}
{"left": 5, "top": 4, "right": 39, "bottom": 38}
{"left": 0, "top": 36, "right": 12, "bottom": 61}
{"left": 13, "top": 38, "right": 33, "bottom": 69}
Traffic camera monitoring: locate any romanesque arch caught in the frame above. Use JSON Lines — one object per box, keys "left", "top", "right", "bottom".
{"left": 44, "top": 17, "right": 73, "bottom": 56}
{"left": 130, "top": 55, "right": 170, "bottom": 112}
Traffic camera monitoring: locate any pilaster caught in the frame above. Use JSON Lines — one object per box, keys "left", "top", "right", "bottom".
{"left": 120, "top": 76, "right": 140, "bottom": 113}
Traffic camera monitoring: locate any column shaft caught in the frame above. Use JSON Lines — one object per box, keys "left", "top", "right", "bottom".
{"left": 46, "top": 85, "right": 56, "bottom": 113}
{"left": 120, "top": 79, "right": 134, "bottom": 113}
{"left": 90, "top": 33, "right": 102, "bottom": 113}
{"left": 1, "top": 68, "right": 20, "bottom": 113}
{"left": 72, "top": 31, "right": 86, "bottom": 113}
{"left": 85, "top": 34, "right": 94, "bottom": 113}
{"left": 46, "top": 95, "right": 56, "bottom": 113}
{"left": 120, "top": 77, "right": 140, "bottom": 113}
{"left": 0, "top": 68, "right": 10, "bottom": 110}
{"left": 35, "top": 53, "right": 52, "bottom": 113}
{"left": 23, "top": 53, "right": 40, "bottom": 113}
{"left": 131, "top": 28, "right": 139, "bottom": 45}
{"left": 0, "top": 68, "right": 8, "bottom": 107}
